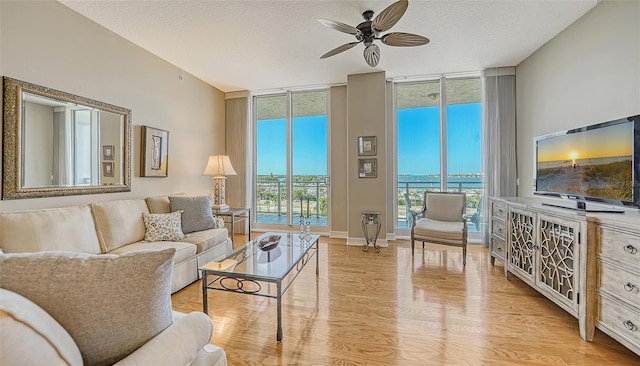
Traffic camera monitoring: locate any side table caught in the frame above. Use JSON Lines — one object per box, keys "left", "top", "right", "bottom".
{"left": 212, "top": 207, "right": 251, "bottom": 246}
{"left": 361, "top": 211, "right": 382, "bottom": 253}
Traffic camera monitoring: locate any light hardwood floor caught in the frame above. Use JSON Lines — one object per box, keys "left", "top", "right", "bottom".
{"left": 171, "top": 235, "right": 639, "bottom": 365}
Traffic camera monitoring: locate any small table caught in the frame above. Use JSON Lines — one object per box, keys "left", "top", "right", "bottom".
{"left": 212, "top": 207, "right": 251, "bottom": 246}
{"left": 361, "top": 211, "right": 382, "bottom": 253}
{"left": 200, "top": 232, "right": 319, "bottom": 342}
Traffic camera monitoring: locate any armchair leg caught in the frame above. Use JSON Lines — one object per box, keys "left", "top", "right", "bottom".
{"left": 411, "top": 239, "right": 415, "bottom": 256}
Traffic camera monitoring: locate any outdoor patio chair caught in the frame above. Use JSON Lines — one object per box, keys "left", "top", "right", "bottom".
{"left": 404, "top": 192, "right": 414, "bottom": 228}
{"left": 468, "top": 197, "right": 482, "bottom": 231}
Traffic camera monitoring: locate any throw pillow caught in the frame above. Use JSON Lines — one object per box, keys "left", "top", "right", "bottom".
{"left": 169, "top": 195, "right": 217, "bottom": 234}
{"left": 0, "top": 249, "right": 175, "bottom": 366}
{"left": 142, "top": 211, "right": 186, "bottom": 241}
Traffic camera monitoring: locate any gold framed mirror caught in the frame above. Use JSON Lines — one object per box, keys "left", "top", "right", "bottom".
{"left": 2, "top": 77, "right": 132, "bottom": 199}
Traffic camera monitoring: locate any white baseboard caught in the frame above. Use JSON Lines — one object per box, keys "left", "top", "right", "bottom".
{"left": 346, "top": 237, "right": 389, "bottom": 247}
{"left": 329, "top": 231, "right": 348, "bottom": 239}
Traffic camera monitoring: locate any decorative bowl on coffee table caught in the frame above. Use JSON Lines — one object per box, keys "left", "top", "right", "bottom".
{"left": 258, "top": 235, "right": 281, "bottom": 251}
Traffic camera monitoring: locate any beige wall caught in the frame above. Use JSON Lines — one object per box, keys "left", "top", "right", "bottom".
{"left": 516, "top": 0, "right": 640, "bottom": 197}
{"left": 0, "top": 0, "right": 225, "bottom": 212}
{"left": 346, "top": 72, "right": 387, "bottom": 243}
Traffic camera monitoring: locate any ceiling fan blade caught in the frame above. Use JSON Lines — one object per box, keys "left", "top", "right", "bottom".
{"left": 320, "top": 41, "right": 361, "bottom": 59}
{"left": 372, "top": 0, "right": 408, "bottom": 32}
{"left": 381, "top": 32, "right": 430, "bottom": 47}
{"left": 363, "top": 44, "right": 381, "bottom": 67}
{"left": 317, "top": 18, "right": 360, "bottom": 35}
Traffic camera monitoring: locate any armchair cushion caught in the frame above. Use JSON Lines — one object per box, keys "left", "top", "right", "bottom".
{"left": 413, "top": 218, "right": 465, "bottom": 243}
{"left": 0, "top": 249, "right": 175, "bottom": 366}
{"left": 169, "top": 195, "right": 217, "bottom": 234}
{"left": 424, "top": 193, "right": 465, "bottom": 222}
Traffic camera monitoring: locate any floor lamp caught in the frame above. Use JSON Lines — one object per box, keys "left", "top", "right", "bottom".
{"left": 203, "top": 155, "right": 237, "bottom": 211}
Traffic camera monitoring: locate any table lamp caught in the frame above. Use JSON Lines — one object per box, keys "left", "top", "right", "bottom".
{"left": 203, "top": 155, "right": 237, "bottom": 210}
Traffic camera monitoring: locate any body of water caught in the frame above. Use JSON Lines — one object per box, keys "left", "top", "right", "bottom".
{"left": 398, "top": 175, "right": 483, "bottom": 189}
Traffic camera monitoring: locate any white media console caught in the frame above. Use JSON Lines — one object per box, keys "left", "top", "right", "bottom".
{"left": 489, "top": 196, "right": 640, "bottom": 356}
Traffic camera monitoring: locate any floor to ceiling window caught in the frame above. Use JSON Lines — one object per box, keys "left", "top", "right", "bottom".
{"left": 396, "top": 76, "right": 483, "bottom": 237}
{"left": 254, "top": 90, "right": 328, "bottom": 230}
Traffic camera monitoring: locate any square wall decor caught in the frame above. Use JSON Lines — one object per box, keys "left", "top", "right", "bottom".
{"left": 359, "top": 158, "right": 377, "bottom": 178}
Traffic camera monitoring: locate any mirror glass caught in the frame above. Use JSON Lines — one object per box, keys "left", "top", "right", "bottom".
{"left": 3, "top": 77, "right": 131, "bottom": 199}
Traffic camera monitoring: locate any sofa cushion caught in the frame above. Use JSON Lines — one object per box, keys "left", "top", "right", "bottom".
{"left": 108, "top": 241, "right": 196, "bottom": 264}
{"left": 0, "top": 249, "right": 175, "bottom": 366}
{"left": 180, "top": 228, "right": 230, "bottom": 254}
{"left": 145, "top": 192, "right": 187, "bottom": 214}
{"left": 91, "top": 199, "right": 149, "bottom": 252}
{"left": 0, "top": 288, "right": 83, "bottom": 366}
{"left": 142, "top": 211, "right": 186, "bottom": 241}
{"left": 169, "top": 195, "right": 217, "bottom": 234}
{"left": 0, "top": 205, "right": 101, "bottom": 254}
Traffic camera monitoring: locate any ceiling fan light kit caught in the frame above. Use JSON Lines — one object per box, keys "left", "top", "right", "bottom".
{"left": 318, "top": 0, "right": 429, "bottom": 67}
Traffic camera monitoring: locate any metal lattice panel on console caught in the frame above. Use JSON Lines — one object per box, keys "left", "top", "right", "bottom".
{"left": 509, "top": 211, "right": 534, "bottom": 275}
{"left": 539, "top": 219, "right": 575, "bottom": 301}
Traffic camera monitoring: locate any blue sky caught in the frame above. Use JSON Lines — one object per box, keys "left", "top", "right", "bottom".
{"left": 398, "top": 103, "right": 482, "bottom": 175}
{"left": 257, "top": 116, "right": 328, "bottom": 175}
{"left": 257, "top": 103, "right": 481, "bottom": 176}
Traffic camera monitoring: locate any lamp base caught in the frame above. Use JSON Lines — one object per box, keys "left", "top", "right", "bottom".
{"left": 212, "top": 203, "right": 229, "bottom": 211}
{"left": 212, "top": 175, "right": 229, "bottom": 211}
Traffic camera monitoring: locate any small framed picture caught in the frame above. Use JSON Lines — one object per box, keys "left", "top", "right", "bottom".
{"left": 141, "top": 126, "right": 169, "bottom": 177}
{"left": 102, "top": 145, "right": 114, "bottom": 160}
{"left": 358, "top": 136, "right": 377, "bottom": 156}
{"left": 359, "top": 158, "right": 377, "bottom": 178}
{"left": 102, "top": 162, "right": 114, "bottom": 177}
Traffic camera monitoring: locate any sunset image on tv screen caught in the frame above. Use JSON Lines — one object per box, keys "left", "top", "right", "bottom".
{"left": 536, "top": 121, "right": 633, "bottom": 202}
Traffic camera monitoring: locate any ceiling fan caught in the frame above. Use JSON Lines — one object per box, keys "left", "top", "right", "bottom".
{"left": 318, "top": 0, "right": 429, "bottom": 67}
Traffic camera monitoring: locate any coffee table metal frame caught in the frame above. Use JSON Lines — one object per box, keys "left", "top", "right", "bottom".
{"left": 200, "top": 233, "right": 319, "bottom": 342}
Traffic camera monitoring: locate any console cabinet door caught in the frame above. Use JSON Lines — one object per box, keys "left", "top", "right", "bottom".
{"left": 536, "top": 214, "right": 580, "bottom": 315}
{"left": 508, "top": 207, "right": 536, "bottom": 286}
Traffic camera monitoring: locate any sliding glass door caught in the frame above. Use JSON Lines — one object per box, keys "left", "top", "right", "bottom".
{"left": 254, "top": 90, "right": 328, "bottom": 230}
{"left": 395, "top": 77, "right": 483, "bottom": 238}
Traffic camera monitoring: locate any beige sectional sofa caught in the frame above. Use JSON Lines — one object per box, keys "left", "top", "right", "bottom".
{"left": 0, "top": 194, "right": 232, "bottom": 365}
{"left": 0, "top": 194, "right": 233, "bottom": 293}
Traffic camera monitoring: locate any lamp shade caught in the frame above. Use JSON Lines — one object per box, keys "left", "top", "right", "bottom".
{"left": 202, "top": 155, "right": 237, "bottom": 176}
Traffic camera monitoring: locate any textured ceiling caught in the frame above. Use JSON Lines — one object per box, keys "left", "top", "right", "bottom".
{"left": 58, "top": 0, "right": 597, "bottom": 93}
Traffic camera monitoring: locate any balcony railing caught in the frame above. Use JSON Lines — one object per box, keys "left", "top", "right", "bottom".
{"left": 255, "top": 176, "right": 484, "bottom": 230}
{"left": 398, "top": 178, "right": 484, "bottom": 231}
{"left": 256, "top": 178, "right": 328, "bottom": 225}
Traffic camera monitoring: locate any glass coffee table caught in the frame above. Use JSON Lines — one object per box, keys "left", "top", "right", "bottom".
{"left": 200, "top": 232, "right": 319, "bottom": 341}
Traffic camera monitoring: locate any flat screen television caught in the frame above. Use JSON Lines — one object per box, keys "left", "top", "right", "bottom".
{"left": 534, "top": 114, "right": 640, "bottom": 210}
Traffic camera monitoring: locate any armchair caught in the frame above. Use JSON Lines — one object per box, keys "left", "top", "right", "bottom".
{"left": 410, "top": 191, "right": 468, "bottom": 265}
